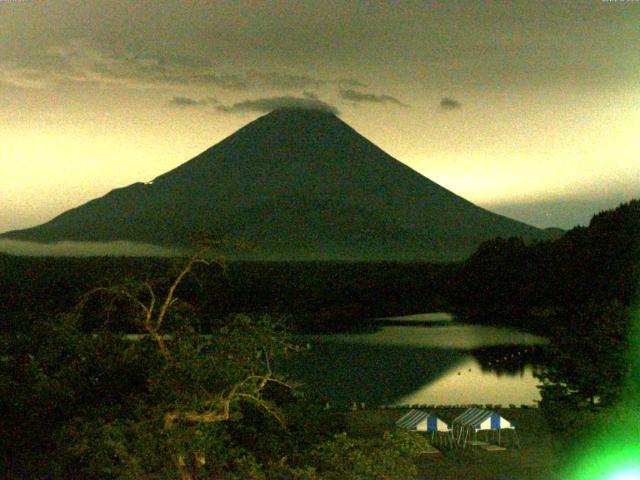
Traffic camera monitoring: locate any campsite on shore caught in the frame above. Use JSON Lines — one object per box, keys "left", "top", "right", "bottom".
{"left": 348, "top": 407, "right": 562, "bottom": 480}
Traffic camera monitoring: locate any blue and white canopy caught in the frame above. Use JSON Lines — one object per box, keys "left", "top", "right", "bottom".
{"left": 452, "top": 408, "right": 514, "bottom": 431}
{"left": 396, "top": 409, "right": 451, "bottom": 432}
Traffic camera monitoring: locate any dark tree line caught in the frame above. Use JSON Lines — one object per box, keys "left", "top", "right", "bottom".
{"left": 0, "top": 256, "right": 453, "bottom": 334}
{"left": 3, "top": 200, "right": 637, "bottom": 337}
{"left": 449, "top": 200, "right": 640, "bottom": 429}
{"left": 448, "top": 199, "right": 640, "bottom": 334}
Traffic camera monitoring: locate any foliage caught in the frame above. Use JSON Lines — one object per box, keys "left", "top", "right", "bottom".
{"left": 446, "top": 200, "right": 640, "bottom": 446}
{"left": 4, "top": 198, "right": 637, "bottom": 477}
{"left": 307, "top": 431, "right": 428, "bottom": 479}
{"left": 539, "top": 301, "right": 631, "bottom": 407}
{"left": 66, "top": 244, "right": 300, "bottom": 479}
{"left": 0, "top": 313, "right": 156, "bottom": 478}
{"left": 0, "top": 244, "right": 296, "bottom": 478}
{"left": 0, "top": 255, "right": 452, "bottom": 334}
{"left": 1, "top": 247, "right": 424, "bottom": 479}
{"left": 536, "top": 301, "right": 633, "bottom": 446}
{"left": 449, "top": 199, "right": 640, "bottom": 332}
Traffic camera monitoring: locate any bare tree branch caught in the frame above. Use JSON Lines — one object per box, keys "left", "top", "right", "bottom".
{"left": 155, "top": 245, "right": 214, "bottom": 332}
{"left": 163, "top": 371, "right": 293, "bottom": 430}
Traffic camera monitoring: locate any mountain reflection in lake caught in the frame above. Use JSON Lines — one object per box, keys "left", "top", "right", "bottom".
{"left": 280, "top": 318, "right": 546, "bottom": 408}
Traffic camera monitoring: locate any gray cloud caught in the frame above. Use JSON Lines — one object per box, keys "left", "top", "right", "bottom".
{"left": 216, "top": 96, "right": 340, "bottom": 115}
{"left": 1, "top": 2, "right": 635, "bottom": 94}
{"left": 250, "top": 71, "right": 326, "bottom": 90}
{"left": 337, "top": 79, "right": 368, "bottom": 88}
{"left": 440, "top": 97, "right": 462, "bottom": 110}
{"left": 339, "top": 88, "right": 405, "bottom": 106}
{"left": 168, "top": 96, "right": 206, "bottom": 107}
{"left": 0, "top": 41, "right": 359, "bottom": 93}
{"left": 167, "top": 96, "right": 218, "bottom": 107}
{"left": 188, "top": 73, "right": 247, "bottom": 89}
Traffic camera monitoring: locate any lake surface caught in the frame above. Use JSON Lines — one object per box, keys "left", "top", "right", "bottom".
{"left": 282, "top": 314, "right": 546, "bottom": 408}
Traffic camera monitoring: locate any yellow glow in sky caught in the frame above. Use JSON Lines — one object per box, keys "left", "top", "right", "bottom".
{"left": 1, "top": 0, "right": 638, "bottom": 233}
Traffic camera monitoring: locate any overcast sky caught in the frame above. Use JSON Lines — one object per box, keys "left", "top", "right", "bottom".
{"left": 1, "top": 0, "right": 638, "bottom": 233}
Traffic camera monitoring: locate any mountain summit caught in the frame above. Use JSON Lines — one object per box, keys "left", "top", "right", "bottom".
{"left": 3, "top": 108, "right": 545, "bottom": 260}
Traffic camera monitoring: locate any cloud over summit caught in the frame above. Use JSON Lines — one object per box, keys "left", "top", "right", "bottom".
{"left": 216, "top": 96, "right": 339, "bottom": 115}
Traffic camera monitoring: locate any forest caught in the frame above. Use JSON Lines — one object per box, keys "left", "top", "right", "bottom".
{"left": 0, "top": 255, "right": 452, "bottom": 334}
{"left": 1, "top": 199, "right": 638, "bottom": 478}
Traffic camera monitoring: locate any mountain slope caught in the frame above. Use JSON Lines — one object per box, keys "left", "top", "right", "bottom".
{"left": 3, "top": 108, "right": 545, "bottom": 260}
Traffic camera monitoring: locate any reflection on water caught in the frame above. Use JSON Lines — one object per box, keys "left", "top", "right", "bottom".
{"left": 299, "top": 325, "right": 545, "bottom": 350}
{"left": 473, "top": 345, "right": 544, "bottom": 376}
{"left": 374, "top": 312, "right": 455, "bottom": 326}
{"left": 282, "top": 319, "right": 546, "bottom": 407}
{"left": 395, "top": 355, "right": 542, "bottom": 407}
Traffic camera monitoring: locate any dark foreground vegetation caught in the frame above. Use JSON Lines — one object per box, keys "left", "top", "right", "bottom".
{"left": 1, "top": 199, "right": 638, "bottom": 478}
{"left": 449, "top": 201, "right": 640, "bottom": 476}
{"left": 449, "top": 199, "right": 640, "bottom": 333}
{"left": 0, "top": 255, "right": 451, "bottom": 334}
{"left": 2, "top": 202, "right": 637, "bottom": 337}
{"left": 452, "top": 201, "right": 640, "bottom": 417}
{"left": 1, "top": 249, "right": 433, "bottom": 478}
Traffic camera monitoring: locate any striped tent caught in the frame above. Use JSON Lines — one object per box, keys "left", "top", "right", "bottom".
{"left": 452, "top": 407, "right": 519, "bottom": 448}
{"left": 396, "top": 409, "right": 454, "bottom": 446}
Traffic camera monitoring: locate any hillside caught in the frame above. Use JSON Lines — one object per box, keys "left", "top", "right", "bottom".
{"left": 3, "top": 108, "right": 546, "bottom": 261}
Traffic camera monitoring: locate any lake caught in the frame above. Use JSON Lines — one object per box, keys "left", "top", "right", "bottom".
{"left": 282, "top": 313, "right": 547, "bottom": 408}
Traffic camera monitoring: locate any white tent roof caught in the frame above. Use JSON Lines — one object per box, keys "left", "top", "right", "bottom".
{"left": 452, "top": 407, "right": 514, "bottom": 431}
{"left": 396, "top": 409, "right": 451, "bottom": 432}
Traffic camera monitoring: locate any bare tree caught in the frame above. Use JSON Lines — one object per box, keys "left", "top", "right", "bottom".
{"left": 78, "top": 238, "right": 297, "bottom": 478}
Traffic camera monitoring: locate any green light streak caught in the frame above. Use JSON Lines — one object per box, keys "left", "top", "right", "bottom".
{"left": 608, "top": 468, "right": 640, "bottom": 480}
{"left": 565, "top": 304, "right": 640, "bottom": 480}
